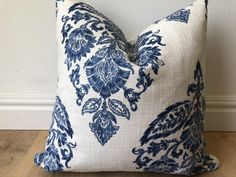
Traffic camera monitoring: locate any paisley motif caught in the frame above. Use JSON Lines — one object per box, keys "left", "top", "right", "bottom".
{"left": 132, "top": 61, "right": 219, "bottom": 175}
{"left": 34, "top": 96, "right": 76, "bottom": 172}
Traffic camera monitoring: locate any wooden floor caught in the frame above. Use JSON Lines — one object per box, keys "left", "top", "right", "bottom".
{"left": 0, "top": 131, "right": 235, "bottom": 177}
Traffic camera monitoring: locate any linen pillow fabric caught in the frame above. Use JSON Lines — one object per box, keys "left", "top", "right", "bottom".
{"left": 34, "top": 0, "right": 220, "bottom": 175}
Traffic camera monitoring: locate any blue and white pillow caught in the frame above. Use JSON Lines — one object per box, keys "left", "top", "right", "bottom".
{"left": 34, "top": 0, "right": 220, "bottom": 175}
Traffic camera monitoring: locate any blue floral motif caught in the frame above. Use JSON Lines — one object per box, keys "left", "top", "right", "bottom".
{"left": 61, "top": 2, "right": 165, "bottom": 145}
{"left": 35, "top": 145, "right": 63, "bottom": 172}
{"left": 129, "top": 31, "right": 165, "bottom": 74}
{"left": 124, "top": 31, "right": 165, "bottom": 111}
{"left": 34, "top": 96, "right": 76, "bottom": 171}
{"left": 61, "top": 3, "right": 126, "bottom": 46}
{"left": 65, "top": 26, "right": 96, "bottom": 70}
{"left": 81, "top": 34, "right": 132, "bottom": 145}
{"left": 89, "top": 104, "right": 119, "bottom": 145}
{"left": 60, "top": 2, "right": 135, "bottom": 145}
{"left": 132, "top": 61, "right": 219, "bottom": 175}
{"left": 70, "top": 64, "right": 90, "bottom": 106}
{"left": 85, "top": 42, "right": 133, "bottom": 98}
{"left": 166, "top": 9, "right": 191, "bottom": 24}
{"left": 124, "top": 68, "right": 154, "bottom": 111}
{"left": 61, "top": 2, "right": 129, "bottom": 104}
{"left": 81, "top": 97, "right": 130, "bottom": 145}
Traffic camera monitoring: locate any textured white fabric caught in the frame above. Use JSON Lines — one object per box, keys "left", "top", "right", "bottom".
{"left": 35, "top": 0, "right": 219, "bottom": 175}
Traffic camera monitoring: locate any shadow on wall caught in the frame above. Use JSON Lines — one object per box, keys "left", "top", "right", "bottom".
{"left": 206, "top": 24, "right": 226, "bottom": 93}
{"left": 206, "top": 0, "right": 236, "bottom": 94}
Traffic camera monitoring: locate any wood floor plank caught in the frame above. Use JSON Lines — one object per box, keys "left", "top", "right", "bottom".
{"left": 0, "top": 131, "right": 38, "bottom": 177}
{"left": 7, "top": 131, "right": 52, "bottom": 177}
{"left": 0, "top": 131, "right": 235, "bottom": 177}
{"left": 204, "top": 132, "right": 236, "bottom": 177}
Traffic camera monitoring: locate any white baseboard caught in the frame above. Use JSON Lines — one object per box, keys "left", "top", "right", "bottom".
{"left": 205, "top": 94, "right": 236, "bottom": 131}
{"left": 0, "top": 93, "right": 54, "bottom": 130}
{"left": 0, "top": 93, "right": 235, "bottom": 131}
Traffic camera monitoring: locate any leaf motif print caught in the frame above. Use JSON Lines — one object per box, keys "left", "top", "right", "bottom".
{"left": 108, "top": 99, "right": 130, "bottom": 119}
{"left": 82, "top": 98, "right": 102, "bottom": 114}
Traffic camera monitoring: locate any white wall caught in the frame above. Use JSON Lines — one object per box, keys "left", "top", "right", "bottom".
{"left": 0, "top": 0, "right": 236, "bottom": 130}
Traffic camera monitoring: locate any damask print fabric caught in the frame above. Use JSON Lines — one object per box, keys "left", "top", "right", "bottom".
{"left": 35, "top": 0, "right": 219, "bottom": 175}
